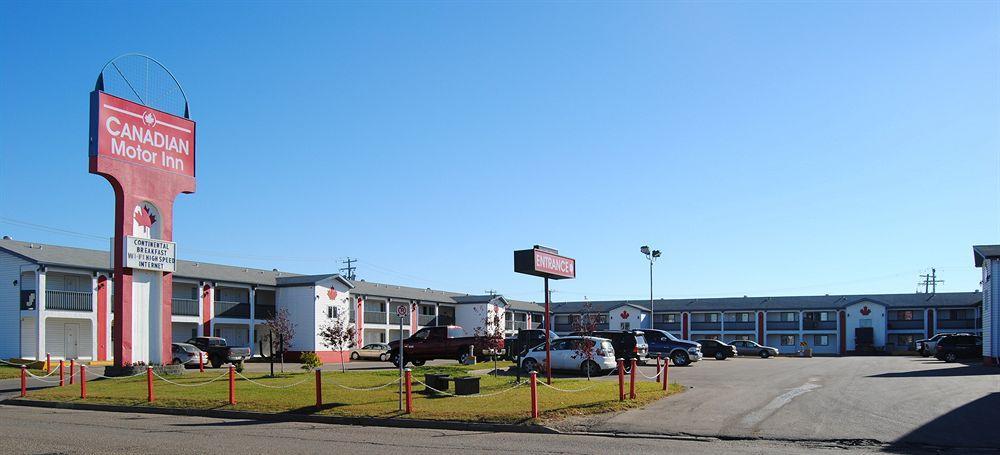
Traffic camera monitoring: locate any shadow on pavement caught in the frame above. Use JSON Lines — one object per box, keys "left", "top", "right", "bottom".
{"left": 868, "top": 364, "right": 999, "bottom": 378}
{"left": 884, "top": 392, "right": 1000, "bottom": 453}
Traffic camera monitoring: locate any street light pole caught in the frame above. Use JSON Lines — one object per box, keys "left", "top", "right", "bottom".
{"left": 640, "top": 246, "right": 661, "bottom": 328}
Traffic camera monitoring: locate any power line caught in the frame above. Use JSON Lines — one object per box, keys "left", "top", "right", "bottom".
{"left": 918, "top": 268, "right": 944, "bottom": 294}
{"left": 340, "top": 257, "right": 357, "bottom": 281}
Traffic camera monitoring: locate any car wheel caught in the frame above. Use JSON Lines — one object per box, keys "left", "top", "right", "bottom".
{"left": 210, "top": 358, "right": 223, "bottom": 369}
{"left": 522, "top": 357, "right": 539, "bottom": 373}
{"left": 458, "top": 348, "right": 473, "bottom": 364}
{"left": 944, "top": 352, "right": 958, "bottom": 363}
{"left": 759, "top": 350, "right": 770, "bottom": 359}
{"left": 581, "top": 360, "right": 601, "bottom": 377}
{"left": 389, "top": 352, "right": 406, "bottom": 368}
{"left": 671, "top": 351, "right": 690, "bottom": 367}
{"left": 920, "top": 349, "right": 930, "bottom": 358}
{"left": 412, "top": 359, "right": 426, "bottom": 366}
{"left": 350, "top": 352, "right": 360, "bottom": 360}
{"left": 714, "top": 351, "right": 727, "bottom": 360}
{"left": 379, "top": 353, "right": 388, "bottom": 362}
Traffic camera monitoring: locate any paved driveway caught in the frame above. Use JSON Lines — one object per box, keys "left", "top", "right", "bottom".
{"left": 554, "top": 356, "right": 999, "bottom": 450}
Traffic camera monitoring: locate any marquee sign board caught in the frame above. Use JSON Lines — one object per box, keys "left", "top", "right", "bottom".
{"left": 514, "top": 248, "right": 576, "bottom": 280}
{"left": 124, "top": 236, "right": 177, "bottom": 272}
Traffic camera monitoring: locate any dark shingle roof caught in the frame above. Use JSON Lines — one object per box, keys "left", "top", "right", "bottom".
{"left": 973, "top": 245, "right": 1000, "bottom": 267}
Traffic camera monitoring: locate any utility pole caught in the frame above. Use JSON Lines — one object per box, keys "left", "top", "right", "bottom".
{"left": 918, "top": 268, "right": 944, "bottom": 294}
{"left": 484, "top": 289, "right": 497, "bottom": 296}
{"left": 340, "top": 257, "right": 357, "bottom": 281}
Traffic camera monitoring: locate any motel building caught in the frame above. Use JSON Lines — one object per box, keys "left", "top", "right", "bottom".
{"left": 0, "top": 238, "right": 542, "bottom": 363}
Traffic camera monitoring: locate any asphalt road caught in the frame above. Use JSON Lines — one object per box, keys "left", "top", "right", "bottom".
{"left": 0, "top": 404, "right": 965, "bottom": 455}
{"left": 555, "top": 356, "right": 1000, "bottom": 450}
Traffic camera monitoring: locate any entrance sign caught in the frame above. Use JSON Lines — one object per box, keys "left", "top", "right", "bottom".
{"left": 124, "top": 236, "right": 177, "bottom": 272}
{"left": 514, "top": 245, "right": 576, "bottom": 385}
{"left": 89, "top": 54, "right": 196, "bottom": 367}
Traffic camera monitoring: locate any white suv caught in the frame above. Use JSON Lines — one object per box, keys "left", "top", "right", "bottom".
{"left": 520, "top": 336, "right": 617, "bottom": 376}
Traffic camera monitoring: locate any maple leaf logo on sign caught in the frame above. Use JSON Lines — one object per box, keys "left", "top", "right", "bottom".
{"left": 142, "top": 111, "right": 156, "bottom": 127}
{"left": 327, "top": 288, "right": 338, "bottom": 300}
{"left": 860, "top": 306, "right": 871, "bottom": 316}
{"left": 133, "top": 205, "right": 157, "bottom": 229}
{"left": 620, "top": 310, "right": 630, "bottom": 319}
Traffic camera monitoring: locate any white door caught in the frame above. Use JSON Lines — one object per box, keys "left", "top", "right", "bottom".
{"left": 64, "top": 324, "right": 79, "bottom": 359}
{"left": 549, "top": 339, "right": 572, "bottom": 370}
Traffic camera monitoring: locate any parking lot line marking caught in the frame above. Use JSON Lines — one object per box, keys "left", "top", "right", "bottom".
{"left": 740, "top": 379, "right": 822, "bottom": 428}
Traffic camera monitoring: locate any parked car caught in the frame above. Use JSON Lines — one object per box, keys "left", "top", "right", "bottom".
{"left": 696, "top": 339, "right": 738, "bottom": 360}
{"left": 520, "top": 336, "right": 617, "bottom": 376}
{"left": 640, "top": 329, "right": 702, "bottom": 366}
{"left": 917, "top": 333, "right": 971, "bottom": 357}
{"left": 350, "top": 343, "right": 390, "bottom": 361}
{"left": 730, "top": 339, "right": 780, "bottom": 358}
{"left": 503, "top": 329, "right": 560, "bottom": 361}
{"left": 386, "top": 325, "right": 504, "bottom": 367}
{"left": 170, "top": 342, "right": 204, "bottom": 367}
{"left": 569, "top": 330, "right": 648, "bottom": 370}
{"left": 934, "top": 334, "right": 983, "bottom": 362}
{"left": 185, "top": 337, "right": 251, "bottom": 370}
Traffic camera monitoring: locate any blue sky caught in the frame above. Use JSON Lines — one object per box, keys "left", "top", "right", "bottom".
{"left": 1, "top": 2, "right": 997, "bottom": 303}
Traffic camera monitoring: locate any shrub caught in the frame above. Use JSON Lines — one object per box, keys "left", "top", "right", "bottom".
{"left": 300, "top": 352, "right": 321, "bottom": 371}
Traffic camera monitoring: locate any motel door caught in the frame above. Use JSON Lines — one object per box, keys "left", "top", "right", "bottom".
{"left": 64, "top": 324, "right": 79, "bottom": 359}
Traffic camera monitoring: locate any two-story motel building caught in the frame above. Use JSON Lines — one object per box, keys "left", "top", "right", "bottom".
{"left": 0, "top": 238, "right": 990, "bottom": 363}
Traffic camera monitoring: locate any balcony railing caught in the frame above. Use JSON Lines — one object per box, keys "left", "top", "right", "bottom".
{"left": 364, "top": 312, "right": 387, "bottom": 324}
{"left": 690, "top": 322, "right": 721, "bottom": 331}
{"left": 256, "top": 305, "right": 276, "bottom": 320}
{"left": 937, "top": 319, "right": 979, "bottom": 329}
{"left": 389, "top": 313, "right": 411, "bottom": 324}
{"left": 725, "top": 322, "right": 756, "bottom": 331}
{"left": 887, "top": 320, "right": 924, "bottom": 330}
{"left": 214, "top": 300, "right": 250, "bottom": 318}
{"left": 171, "top": 298, "right": 199, "bottom": 316}
{"left": 766, "top": 321, "right": 799, "bottom": 330}
{"left": 418, "top": 314, "right": 436, "bottom": 326}
{"left": 653, "top": 322, "right": 681, "bottom": 331}
{"left": 45, "top": 290, "right": 93, "bottom": 311}
{"left": 803, "top": 321, "right": 837, "bottom": 330}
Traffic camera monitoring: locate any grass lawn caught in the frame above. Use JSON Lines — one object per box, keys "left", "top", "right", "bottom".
{"left": 0, "top": 363, "right": 46, "bottom": 380}
{"left": 23, "top": 364, "right": 683, "bottom": 424}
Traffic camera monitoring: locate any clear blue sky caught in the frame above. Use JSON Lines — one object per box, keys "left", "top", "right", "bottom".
{"left": 1, "top": 2, "right": 998, "bottom": 303}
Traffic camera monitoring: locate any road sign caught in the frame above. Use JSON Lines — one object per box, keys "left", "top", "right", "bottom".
{"left": 396, "top": 305, "right": 407, "bottom": 317}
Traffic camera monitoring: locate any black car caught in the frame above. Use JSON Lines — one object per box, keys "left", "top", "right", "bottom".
{"left": 934, "top": 334, "right": 982, "bottom": 362}
{"left": 569, "top": 330, "right": 649, "bottom": 369}
{"left": 503, "top": 329, "right": 559, "bottom": 361}
{"left": 696, "top": 339, "right": 738, "bottom": 360}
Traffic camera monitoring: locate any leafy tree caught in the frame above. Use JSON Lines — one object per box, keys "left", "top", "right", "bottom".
{"left": 473, "top": 303, "right": 506, "bottom": 375}
{"left": 319, "top": 318, "right": 357, "bottom": 372}
{"left": 299, "top": 352, "right": 321, "bottom": 371}
{"left": 264, "top": 308, "right": 296, "bottom": 373}
{"left": 571, "top": 301, "right": 599, "bottom": 380}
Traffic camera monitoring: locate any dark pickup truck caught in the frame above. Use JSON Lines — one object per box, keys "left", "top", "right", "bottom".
{"left": 503, "top": 329, "right": 559, "bottom": 361}
{"left": 186, "top": 336, "right": 251, "bottom": 370}
{"left": 387, "top": 325, "right": 504, "bottom": 367}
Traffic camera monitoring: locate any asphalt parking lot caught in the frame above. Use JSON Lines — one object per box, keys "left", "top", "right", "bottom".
{"left": 554, "top": 355, "right": 999, "bottom": 450}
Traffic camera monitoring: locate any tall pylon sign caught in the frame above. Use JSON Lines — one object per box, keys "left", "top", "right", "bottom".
{"left": 88, "top": 54, "right": 196, "bottom": 366}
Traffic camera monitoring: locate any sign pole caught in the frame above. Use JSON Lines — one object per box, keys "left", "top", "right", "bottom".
{"left": 397, "top": 304, "right": 405, "bottom": 412}
{"left": 544, "top": 277, "right": 551, "bottom": 385}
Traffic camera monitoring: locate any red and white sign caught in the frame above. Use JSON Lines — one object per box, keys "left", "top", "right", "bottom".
{"left": 533, "top": 249, "right": 576, "bottom": 279}
{"left": 91, "top": 91, "right": 196, "bottom": 178}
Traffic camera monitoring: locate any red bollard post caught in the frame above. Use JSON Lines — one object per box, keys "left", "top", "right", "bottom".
{"left": 59, "top": 360, "right": 65, "bottom": 386}
{"left": 46, "top": 353, "right": 51, "bottom": 374}
{"left": 662, "top": 359, "right": 669, "bottom": 391}
{"left": 530, "top": 371, "right": 539, "bottom": 419}
{"left": 69, "top": 359, "right": 75, "bottom": 385}
{"left": 228, "top": 365, "right": 236, "bottom": 405}
{"left": 404, "top": 368, "right": 413, "bottom": 414}
{"left": 198, "top": 352, "right": 204, "bottom": 373}
{"left": 315, "top": 369, "right": 322, "bottom": 408}
{"left": 20, "top": 366, "right": 26, "bottom": 397}
{"left": 147, "top": 366, "right": 154, "bottom": 402}
{"left": 656, "top": 355, "right": 661, "bottom": 381}
{"left": 617, "top": 358, "right": 625, "bottom": 401}
{"left": 80, "top": 365, "right": 87, "bottom": 399}
{"left": 629, "top": 358, "right": 637, "bottom": 399}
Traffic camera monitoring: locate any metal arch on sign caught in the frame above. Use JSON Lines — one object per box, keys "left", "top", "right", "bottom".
{"left": 95, "top": 53, "right": 192, "bottom": 119}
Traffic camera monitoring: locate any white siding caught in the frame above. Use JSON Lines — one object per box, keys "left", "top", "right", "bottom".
{"left": 44, "top": 317, "right": 93, "bottom": 360}
{"left": 20, "top": 316, "right": 36, "bottom": 359}
{"left": 314, "top": 278, "right": 351, "bottom": 351}
{"left": 0, "top": 251, "right": 32, "bottom": 358}
{"left": 276, "top": 285, "right": 316, "bottom": 351}
{"left": 984, "top": 260, "right": 997, "bottom": 359}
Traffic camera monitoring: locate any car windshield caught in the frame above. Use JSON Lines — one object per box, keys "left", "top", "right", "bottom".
{"left": 634, "top": 334, "right": 647, "bottom": 346}
{"left": 210, "top": 339, "right": 226, "bottom": 347}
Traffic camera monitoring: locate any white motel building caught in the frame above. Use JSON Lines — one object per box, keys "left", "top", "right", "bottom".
{"left": 0, "top": 237, "right": 996, "bottom": 365}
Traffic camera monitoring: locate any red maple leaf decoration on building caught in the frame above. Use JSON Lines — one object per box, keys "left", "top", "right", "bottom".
{"left": 860, "top": 306, "right": 871, "bottom": 316}
{"left": 134, "top": 206, "right": 156, "bottom": 228}
{"left": 327, "top": 288, "right": 338, "bottom": 300}
{"left": 621, "top": 310, "right": 630, "bottom": 319}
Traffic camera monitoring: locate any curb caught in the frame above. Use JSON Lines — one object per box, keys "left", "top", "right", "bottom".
{"left": 1, "top": 398, "right": 561, "bottom": 435}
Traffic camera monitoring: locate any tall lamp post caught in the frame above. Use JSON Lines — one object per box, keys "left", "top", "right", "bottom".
{"left": 640, "top": 246, "right": 661, "bottom": 328}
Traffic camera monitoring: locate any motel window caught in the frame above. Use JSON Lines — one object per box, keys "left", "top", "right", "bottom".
{"left": 420, "top": 305, "right": 435, "bottom": 316}
{"left": 708, "top": 313, "right": 719, "bottom": 323}
{"left": 901, "top": 311, "right": 913, "bottom": 321}
{"left": 597, "top": 314, "right": 608, "bottom": 324}
{"left": 819, "top": 312, "right": 830, "bottom": 322}
{"left": 815, "top": 335, "right": 829, "bottom": 346}
{"left": 782, "top": 312, "right": 797, "bottom": 322}
{"left": 666, "top": 314, "right": 676, "bottom": 323}
{"left": 620, "top": 322, "right": 631, "bottom": 330}
{"left": 780, "top": 335, "right": 796, "bottom": 346}
{"left": 738, "top": 313, "right": 750, "bottom": 322}
{"left": 327, "top": 306, "right": 338, "bottom": 319}
{"left": 735, "top": 335, "right": 752, "bottom": 341}
{"left": 555, "top": 315, "right": 570, "bottom": 324}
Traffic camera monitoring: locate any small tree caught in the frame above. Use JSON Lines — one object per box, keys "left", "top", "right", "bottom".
{"left": 571, "top": 301, "right": 599, "bottom": 380}
{"left": 299, "top": 352, "right": 321, "bottom": 371}
{"left": 473, "top": 304, "right": 506, "bottom": 375}
{"left": 319, "top": 318, "right": 357, "bottom": 372}
{"left": 264, "top": 308, "right": 296, "bottom": 374}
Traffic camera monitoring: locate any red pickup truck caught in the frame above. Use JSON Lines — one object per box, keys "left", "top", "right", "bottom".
{"left": 386, "top": 325, "right": 504, "bottom": 367}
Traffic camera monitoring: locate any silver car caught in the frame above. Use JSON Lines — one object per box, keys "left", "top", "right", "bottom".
{"left": 350, "top": 343, "right": 390, "bottom": 361}
{"left": 730, "top": 340, "right": 780, "bottom": 358}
